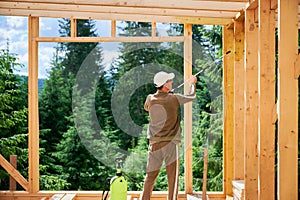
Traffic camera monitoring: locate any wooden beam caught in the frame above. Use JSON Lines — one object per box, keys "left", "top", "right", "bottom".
{"left": 271, "top": 102, "right": 278, "bottom": 124}
{"left": 0, "top": 154, "right": 29, "bottom": 191}
{"left": 0, "top": 191, "right": 226, "bottom": 200}
{"left": 184, "top": 23, "right": 193, "bottom": 194}
{"left": 50, "top": 194, "right": 65, "bottom": 200}
{"left": 151, "top": 22, "right": 156, "bottom": 37}
{"left": 111, "top": 20, "right": 116, "bottom": 37}
{"left": 35, "top": 36, "right": 185, "bottom": 43}
{"left": 9, "top": 155, "right": 17, "bottom": 191}
{"left": 244, "top": 8, "right": 258, "bottom": 200}
{"left": 294, "top": 54, "right": 300, "bottom": 79}
{"left": 246, "top": 0, "right": 258, "bottom": 10}
{"left": 0, "top": 8, "right": 234, "bottom": 25}
{"left": 28, "top": 15, "right": 40, "bottom": 193}
{"left": 61, "top": 193, "right": 76, "bottom": 200}
{"left": 222, "top": 26, "right": 234, "bottom": 196}
{"left": 277, "top": 0, "right": 299, "bottom": 199}
{"left": 0, "top": 1, "right": 239, "bottom": 18}
{"left": 233, "top": 19, "right": 245, "bottom": 181}
{"left": 258, "top": 0, "right": 276, "bottom": 199}
{"left": 202, "top": 148, "right": 208, "bottom": 200}
{"left": 270, "top": 0, "right": 278, "bottom": 10}
{"left": 0, "top": 0, "right": 248, "bottom": 11}
{"left": 70, "top": 18, "right": 77, "bottom": 37}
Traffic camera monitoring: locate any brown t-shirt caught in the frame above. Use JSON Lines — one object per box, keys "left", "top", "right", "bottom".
{"left": 144, "top": 87, "right": 196, "bottom": 143}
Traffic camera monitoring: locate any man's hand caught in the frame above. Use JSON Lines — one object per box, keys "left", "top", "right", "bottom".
{"left": 190, "top": 76, "right": 197, "bottom": 83}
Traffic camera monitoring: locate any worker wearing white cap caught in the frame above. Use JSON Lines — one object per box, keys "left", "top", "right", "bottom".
{"left": 140, "top": 71, "right": 197, "bottom": 200}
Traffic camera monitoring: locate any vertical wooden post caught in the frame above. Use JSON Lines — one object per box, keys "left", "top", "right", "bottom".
{"left": 202, "top": 148, "right": 208, "bottom": 200}
{"left": 222, "top": 26, "right": 234, "bottom": 196}
{"left": 233, "top": 19, "right": 245, "bottom": 181}
{"left": 278, "top": 0, "right": 299, "bottom": 199}
{"left": 184, "top": 23, "right": 193, "bottom": 194}
{"left": 244, "top": 8, "right": 259, "bottom": 200}
{"left": 258, "top": 0, "right": 276, "bottom": 199}
{"left": 70, "top": 18, "right": 77, "bottom": 37}
{"left": 152, "top": 22, "right": 156, "bottom": 37}
{"left": 28, "top": 16, "right": 40, "bottom": 193}
{"left": 9, "top": 155, "right": 17, "bottom": 191}
{"left": 111, "top": 20, "right": 116, "bottom": 37}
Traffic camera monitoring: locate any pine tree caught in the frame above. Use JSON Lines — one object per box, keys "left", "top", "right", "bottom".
{"left": 0, "top": 48, "right": 28, "bottom": 189}
{"left": 39, "top": 19, "right": 114, "bottom": 189}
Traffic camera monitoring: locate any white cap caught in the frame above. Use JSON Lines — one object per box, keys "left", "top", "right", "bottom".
{"left": 153, "top": 71, "right": 175, "bottom": 87}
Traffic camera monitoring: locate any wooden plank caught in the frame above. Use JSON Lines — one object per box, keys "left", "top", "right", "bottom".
{"left": 0, "top": 1, "right": 239, "bottom": 19}
{"left": 202, "top": 148, "right": 208, "bottom": 200}
{"left": 294, "top": 54, "right": 300, "bottom": 79}
{"left": 222, "top": 26, "right": 234, "bottom": 196}
{"left": 70, "top": 18, "right": 77, "bottom": 37}
{"left": 1, "top": 0, "right": 248, "bottom": 11}
{"left": 28, "top": 16, "right": 40, "bottom": 193}
{"left": 244, "top": 8, "right": 258, "bottom": 200}
{"left": 50, "top": 194, "right": 65, "bottom": 200}
{"left": 9, "top": 155, "right": 17, "bottom": 191}
{"left": 258, "top": 0, "right": 275, "bottom": 199}
{"left": 0, "top": 8, "right": 234, "bottom": 25}
{"left": 184, "top": 23, "right": 193, "bottom": 194}
{"left": 0, "top": 191, "right": 226, "bottom": 200}
{"left": 151, "top": 22, "right": 156, "bottom": 37}
{"left": 233, "top": 19, "right": 244, "bottom": 181}
{"left": 111, "top": 20, "right": 116, "bottom": 37}
{"left": 277, "top": 0, "right": 299, "bottom": 199}
{"left": 61, "top": 193, "right": 76, "bottom": 200}
{"left": 0, "top": 154, "right": 29, "bottom": 191}
{"left": 35, "top": 36, "right": 185, "bottom": 43}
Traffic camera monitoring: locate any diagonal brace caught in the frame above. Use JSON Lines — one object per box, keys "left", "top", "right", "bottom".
{"left": 0, "top": 154, "right": 29, "bottom": 191}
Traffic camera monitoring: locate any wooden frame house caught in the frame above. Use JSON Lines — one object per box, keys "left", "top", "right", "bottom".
{"left": 0, "top": 0, "right": 299, "bottom": 199}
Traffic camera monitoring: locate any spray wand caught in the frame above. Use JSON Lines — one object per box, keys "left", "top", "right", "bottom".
{"left": 170, "top": 50, "right": 231, "bottom": 93}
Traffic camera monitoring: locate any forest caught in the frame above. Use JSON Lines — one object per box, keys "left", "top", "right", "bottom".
{"left": 0, "top": 19, "right": 298, "bottom": 195}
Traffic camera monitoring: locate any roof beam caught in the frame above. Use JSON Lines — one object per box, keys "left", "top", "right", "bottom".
{"left": 0, "top": 1, "right": 238, "bottom": 18}
{"left": 2, "top": 0, "right": 248, "bottom": 11}
{"left": 0, "top": 8, "right": 233, "bottom": 25}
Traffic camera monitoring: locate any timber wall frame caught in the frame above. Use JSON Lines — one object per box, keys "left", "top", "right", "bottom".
{"left": 0, "top": 0, "right": 299, "bottom": 199}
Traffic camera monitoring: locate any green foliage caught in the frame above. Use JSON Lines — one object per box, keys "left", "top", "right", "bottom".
{"left": 0, "top": 48, "right": 28, "bottom": 189}
{"left": 190, "top": 26, "right": 224, "bottom": 192}
{"left": 38, "top": 18, "right": 115, "bottom": 190}
{"left": 1, "top": 22, "right": 226, "bottom": 192}
{"left": 0, "top": 49, "right": 28, "bottom": 137}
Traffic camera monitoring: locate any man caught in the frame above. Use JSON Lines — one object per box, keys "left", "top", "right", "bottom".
{"left": 140, "top": 71, "right": 197, "bottom": 200}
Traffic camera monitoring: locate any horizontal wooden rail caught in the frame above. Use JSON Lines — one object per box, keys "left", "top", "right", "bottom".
{"left": 0, "top": 9, "right": 234, "bottom": 25}
{"left": 0, "top": 154, "right": 29, "bottom": 191}
{"left": 34, "top": 36, "right": 185, "bottom": 43}
{"left": 0, "top": 191, "right": 225, "bottom": 200}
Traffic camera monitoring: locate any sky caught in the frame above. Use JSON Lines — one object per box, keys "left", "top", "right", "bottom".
{"left": 0, "top": 16, "right": 122, "bottom": 79}
{"left": 0, "top": 16, "right": 171, "bottom": 79}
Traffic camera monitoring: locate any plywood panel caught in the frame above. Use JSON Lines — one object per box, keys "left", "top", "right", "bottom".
{"left": 258, "top": 0, "right": 276, "bottom": 199}
{"left": 244, "top": 8, "right": 258, "bottom": 200}
{"left": 222, "top": 27, "right": 234, "bottom": 196}
{"left": 277, "top": 0, "right": 299, "bottom": 199}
